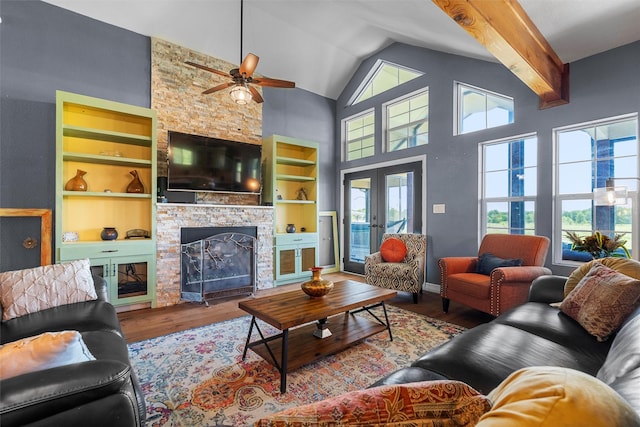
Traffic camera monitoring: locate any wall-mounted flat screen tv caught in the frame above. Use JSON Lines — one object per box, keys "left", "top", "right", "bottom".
{"left": 167, "top": 131, "right": 262, "bottom": 194}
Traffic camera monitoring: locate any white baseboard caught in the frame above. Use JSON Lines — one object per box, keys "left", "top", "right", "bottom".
{"left": 422, "top": 282, "right": 440, "bottom": 294}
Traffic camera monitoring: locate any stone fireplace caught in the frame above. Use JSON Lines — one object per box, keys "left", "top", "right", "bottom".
{"left": 156, "top": 203, "right": 274, "bottom": 307}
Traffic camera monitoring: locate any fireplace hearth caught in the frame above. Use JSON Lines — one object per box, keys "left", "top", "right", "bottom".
{"left": 180, "top": 226, "right": 257, "bottom": 303}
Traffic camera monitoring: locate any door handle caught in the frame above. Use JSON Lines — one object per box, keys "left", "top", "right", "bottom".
{"left": 370, "top": 223, "right": 377, "bottom": 228}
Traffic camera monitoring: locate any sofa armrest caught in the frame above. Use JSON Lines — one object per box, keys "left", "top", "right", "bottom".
{"left": 528, "top": 275, "right": 568, "bottom": 303}
{"left": 92, "top": 274, "right": 109, "bottom": 302}
{"left": 0, "top": 360, "right": 134, "bottom": 426}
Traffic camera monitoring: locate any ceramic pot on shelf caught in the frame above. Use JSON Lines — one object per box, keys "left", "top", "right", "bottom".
{"left": 286, "top": 224, "right": 296, "bottom": 233}
{"left": 100, "top": 227, "right": 118, "bottom": 241}
{"left": 127, "top": 170, "right": 145, "bottom": 193}
{"left": 65, "top": 169, "right": 88, "bottom": 191}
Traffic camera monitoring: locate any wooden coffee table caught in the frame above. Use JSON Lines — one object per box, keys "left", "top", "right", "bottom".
{"left": 239, "top": 280, "right": 397, "bottom": 393}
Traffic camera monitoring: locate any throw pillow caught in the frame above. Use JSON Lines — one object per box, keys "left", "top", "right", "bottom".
{"left": 476, "top": 253, "right": 522, "bottom": 276}
{"left": 560, "top": 262, "right": 640, "bottom": 342}
{"left": 380, "top": 237, "right": 407, "bottom": 262}
{"left": 476, "top": 366, "right": 640, "bottom": 427}
{"left": 255, "top": 380, "right": 491, "bottom": 427}
{"left": 564, "top": 257, "right": 640, "bottom": 298}
{"left": 0, "top": 330, "right": 95, "bottom": 380}
{"left": 0, "top": 258, "right": 97, "bottom": 321}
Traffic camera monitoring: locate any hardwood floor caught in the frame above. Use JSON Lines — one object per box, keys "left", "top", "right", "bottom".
{"left": 118, "top": 272, "right": 493, "bottom": 343}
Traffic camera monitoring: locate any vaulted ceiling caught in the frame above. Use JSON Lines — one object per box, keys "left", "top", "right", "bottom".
{"left": 43, "top": 0, "right": 640, "bottom": 100}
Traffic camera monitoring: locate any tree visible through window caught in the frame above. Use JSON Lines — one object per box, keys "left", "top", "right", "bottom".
{"left": 481, "top": 135, "right": 537, "bottom": 235}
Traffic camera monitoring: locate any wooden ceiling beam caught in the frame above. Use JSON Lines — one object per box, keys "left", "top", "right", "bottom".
{"left": 432, "top": 0, "right": 569, "bottom": 109}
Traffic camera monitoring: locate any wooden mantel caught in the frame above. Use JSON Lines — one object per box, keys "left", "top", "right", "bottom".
{"left": 433, "top": 0, "right": 569, "bottom": 109}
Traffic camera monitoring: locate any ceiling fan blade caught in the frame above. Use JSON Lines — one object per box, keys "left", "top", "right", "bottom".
{"left": 239, "top": 53, "right": 259, "bottom": 77}
{"left": 248, "top": 85, "right": 264, "bottom": 103}
{"left": 202, "top": 82, "right": 235, "bottom": 95}
{"left": 252, "top": 77, "right": 295, "bottom": 88}
{"left": 185, "top": 61, "right": 229, "bottom": 78}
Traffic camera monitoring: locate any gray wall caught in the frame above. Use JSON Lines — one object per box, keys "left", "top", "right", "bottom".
{"left": 336, "top": 41, "right": 640, "bottom": 282}
{"left": 0, "top": 0, "right": 335, "bottom": 270}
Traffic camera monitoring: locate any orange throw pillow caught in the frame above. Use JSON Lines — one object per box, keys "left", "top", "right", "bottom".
{"left": 380, "top": 237, "right": 407, "bottom": 262}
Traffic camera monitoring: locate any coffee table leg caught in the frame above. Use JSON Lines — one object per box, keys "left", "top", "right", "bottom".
{"left": 280, "top": 329, "right": 289, "bottom": 393}
{"left": 382, "top": 302, "right": 393, "bottom": 342}
{"left": 242, "top": 316, "right": 257, "bottom": 360}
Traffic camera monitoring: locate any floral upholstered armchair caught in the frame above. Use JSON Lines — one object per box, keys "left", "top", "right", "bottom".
{"left": 439, "top": 234, "right": 551, "bottom": 316}
{"left": 364, "top": 233, "right": 427, "bottom": 303}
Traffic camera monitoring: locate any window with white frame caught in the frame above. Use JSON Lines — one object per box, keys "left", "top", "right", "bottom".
{"left": 350, "top": 60, "right": 423, "bottom": 105}
{"left": 385, "top": 88, "right": 429, "bottom": 152}
{"left": 344, "top": 110, "right": 375, "bottom": 161}
{"left": 555, "top": 114, "right": 639, "bottom": 262}
{"left": 456, "top": 82, "right": 514, "bottom": 135}
{"left": 480, "top": 134, "right": 537, "bottom": 235}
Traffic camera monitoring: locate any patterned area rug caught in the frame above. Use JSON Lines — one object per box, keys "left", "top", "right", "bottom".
{"left": 128, "top": 305, "right": 465, "bottom": 427}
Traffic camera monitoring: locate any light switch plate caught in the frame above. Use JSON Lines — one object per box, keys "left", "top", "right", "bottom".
{"left": 433, "top": 204, "right": 446, "bottom": 214}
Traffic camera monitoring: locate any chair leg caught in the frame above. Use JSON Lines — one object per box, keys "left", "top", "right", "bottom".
{"left": 412, "top": 292, "right": 418, "bottom": 304}
{"left": 442, "top": 298, "right": 450, "bottom": 313}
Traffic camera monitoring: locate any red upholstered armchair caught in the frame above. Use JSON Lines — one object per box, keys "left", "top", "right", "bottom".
{"left": 439, "top": 234, "right": 551, "bottom": 316}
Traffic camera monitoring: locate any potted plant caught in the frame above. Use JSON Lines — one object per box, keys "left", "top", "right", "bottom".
{"left": 565, "top": 231, "right": 631, "bottom": 259}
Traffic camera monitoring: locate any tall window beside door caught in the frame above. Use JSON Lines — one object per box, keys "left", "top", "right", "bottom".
{"left": 480, "top": 134, "right": 538, "bottom": 235}
{"left": 554, "top": 114, "right": 638, "bottom": 263}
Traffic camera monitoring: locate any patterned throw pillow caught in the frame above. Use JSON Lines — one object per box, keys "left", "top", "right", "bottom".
{"left": 0, "top": 259, "right": 97, "bottom": 321}
{"left": 380, "top": 237, "right": 407, "bottom": 262}
{"left": 560, "top": 262, "right": 640, "bottom": 342}
{"left": 255, "top": 380, "right": 491, "bottom": 427}
{"left": 0, "top": 330, "right": 95, "bottom": 380}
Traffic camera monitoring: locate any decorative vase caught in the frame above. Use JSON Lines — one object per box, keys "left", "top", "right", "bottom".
{"left": 65, "top": 169, "right": 88, "bottom": 191}
{"left": 127, "top": 170, "right": 144, "bottom": 193}
{"left": 100, "top": 227, "right": 118, "bottom": 241}
{"left": 286, "top": 224, "right": 296, "bottom": 233}
{"left": 301, "top": 267, "right": 334, "bottom": 297}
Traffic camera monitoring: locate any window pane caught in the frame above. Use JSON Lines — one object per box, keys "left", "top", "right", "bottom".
{"left": 523, "top": 167, "right": 537, "bottom": 197}
{"left": 558, "top": 129, "right": 592, "bottom": 162}
{"left": 458, "top": 83, "right": 513, "bottom": 134}
{"left": 485, "top": 170, "right": 508, "bottom": 197}
{"left": 386, "top": 89, "right": 429, "bottom": 152}
{"left": 558, "top": 163, "right": 592, "bottom": 194}
{"left": 353, "top": 61, "right": 423, "bottom": 105}
{"left": 562, "top": 199, "right": 593, "bottom": 232}
{"left": 485, "top": 144, "right": 508, "bottom": 171}
{"left": 486, "top": 202, "right": 508, "bottom": 231}
{"left": 524, "top": 201, "right": 535, "bottom": 230}
{"left": 345, "top": 112, "right": 375, "bottom": 161}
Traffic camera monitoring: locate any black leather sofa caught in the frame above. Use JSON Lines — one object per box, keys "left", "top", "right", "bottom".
{"left": 372, "top": 274, "right": 640, "bottom": 417}
{"left": 0, "top": 276, "right": 146, "bottom": 427}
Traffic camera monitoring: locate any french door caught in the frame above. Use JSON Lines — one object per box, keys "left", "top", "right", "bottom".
{"left": 343, "top": 161, "right": 422, "bottom": 274}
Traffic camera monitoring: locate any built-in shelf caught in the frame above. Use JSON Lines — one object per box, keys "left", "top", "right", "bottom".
{"left": 276, "top": 174, "right": 316, "bottom": 182}
{"left": 63, "top": 152, "right": 152, "bottom": 167}
{"left": 62, "top": 191, "right": 152, "bottom": 198}
{"left": 63, "top": 124, "right": 152, "bottom": 146}
{"left": 276, "top": 156, "right": 316, "bottom": 166}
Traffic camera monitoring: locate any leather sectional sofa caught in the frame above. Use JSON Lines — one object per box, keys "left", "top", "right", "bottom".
{"left": 372, "top": 272, "right": 640, "bottom": 419}
{"left": 0, "top": 275, "right": 146, "bottom": 427}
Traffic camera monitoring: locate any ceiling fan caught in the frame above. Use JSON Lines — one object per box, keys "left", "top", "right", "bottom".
{"left": 185, "top": 0, "right": 295, "bottom": 104}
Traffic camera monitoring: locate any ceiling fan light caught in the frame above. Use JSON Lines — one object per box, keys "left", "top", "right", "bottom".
{"left": 230, "top": 84, "right": 252, "bottom": 104}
